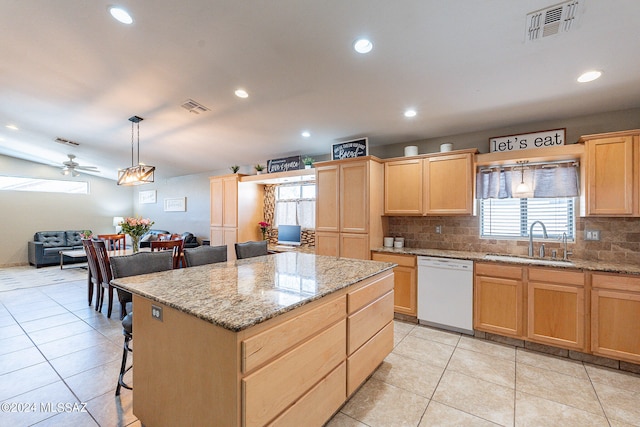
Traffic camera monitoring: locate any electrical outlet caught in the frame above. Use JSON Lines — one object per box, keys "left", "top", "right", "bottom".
{"left": 584, "top": 229, "right": 601, "bottom": 241}
{"left": 151, "top": 305, "right": 163, "bottom": 321}
{"left": 435, "top": 225, "right": 442, "bottom": 234}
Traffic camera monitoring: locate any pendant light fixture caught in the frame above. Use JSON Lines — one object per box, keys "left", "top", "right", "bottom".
{"left": 515, "top": 160, "right": 530, "bottom": 194}
{"left": 117, "top": 115, "right": 155, "bottom": 186}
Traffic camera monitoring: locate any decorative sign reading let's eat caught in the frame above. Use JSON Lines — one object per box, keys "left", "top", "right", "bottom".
{"left": 489, "top": 128, "right": 566, "bottom": 153}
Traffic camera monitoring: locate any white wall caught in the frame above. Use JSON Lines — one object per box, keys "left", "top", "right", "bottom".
{"left": 0, "top": 155, "right": 133, "bottom": 267}
{"left": 371, "top": 107, "right": 640, "bottom": 159}
{"left": 132, "top": 170, "right": 221, "bottom": 242}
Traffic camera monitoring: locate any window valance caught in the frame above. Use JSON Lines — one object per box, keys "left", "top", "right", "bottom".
{"left": 476, "top": 161, "right": 579, "bottom": 199}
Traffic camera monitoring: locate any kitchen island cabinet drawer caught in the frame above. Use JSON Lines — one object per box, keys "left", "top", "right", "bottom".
{"left": 269, "top": 362, "right": 346, "bottom": 427}
{"left": 242, "top": 295, "right": 346, "bottom": 373}
{"left": 347, "top": 321, "right": 393, "bottom": 396}
{"left": 242, "top": 320, "right": 346, "bottom": 427}
{"left": 348, "top": 291, "right": 394, "bottom": 354}
{"left": 347, "top": 271, "right": 394, "bottom": 314}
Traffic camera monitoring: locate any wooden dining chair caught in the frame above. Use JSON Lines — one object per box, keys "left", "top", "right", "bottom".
{"left": 97, "top": 233, "right": 126, "bottom": 250}
{"left": 183, "top": 245, "right": 227, "bottom": 267}
{"left": 156, "top": 233, "right": 171, "bottom": 241}
{"left": 150, "top": 239, "right": 184, "bottom": 269}
{"left": 92, "top": 239, "right": 121, "bottom": 318}
{"left": 81, "top": 238, "right": 101, "bottom": 308}
{"left": 234, "top": 240, "right": 268, "bottom": 259}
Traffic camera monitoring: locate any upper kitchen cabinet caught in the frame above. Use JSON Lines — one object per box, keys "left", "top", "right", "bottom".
{"left": 580, "top": 129, "right": 640, "bottom": 216}
{"left": 384, "top": 158, "right": 423, "bottom": 215}
{"left": 424, "top": 152, "right": 475, "bottom": 215}
{"left": 383, "top": 149, "right": 477, "bottom": 216}
{"left": 210, "top": 174, "right": 263, "bottom": 260}
{"left": 315, "top": 156, "right": 386, "bottom": 260}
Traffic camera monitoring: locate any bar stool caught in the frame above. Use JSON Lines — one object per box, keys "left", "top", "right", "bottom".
{"left": 116, "top": 312, "right": 133, "bottom": 396}
{"left": 183, "top": 245, "right": 227, "bottom": 266}
{"left": 234, "top": 240, "right": 268, "bottom": 259}
{"left": 110, "top": 251, "right": 173, "bottom": 396}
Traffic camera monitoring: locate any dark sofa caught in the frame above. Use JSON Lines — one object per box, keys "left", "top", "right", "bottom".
{"left": 28, "top": 230, "right": 86, "bottom": 268}
{"left": 139, "top": 230, "right": 199, "bottom": 249}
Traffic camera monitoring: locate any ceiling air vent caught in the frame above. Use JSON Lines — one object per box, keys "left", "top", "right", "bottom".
{"left": 180, "top": 99, "right": 210, "bottom": 114}
{"left": 526, "top": 1, "right": 579, "bottom": 42}
{"left": 54, "top": 137, "right": 80, "bottom": 146}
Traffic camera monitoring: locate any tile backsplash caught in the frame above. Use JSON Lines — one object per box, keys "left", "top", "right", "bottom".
{"left": 388, "top": 215, "right": 640, "bottom": 264}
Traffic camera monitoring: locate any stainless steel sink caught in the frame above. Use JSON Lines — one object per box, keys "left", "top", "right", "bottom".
{"left": 483, "top": 254, "right": 574, "bottom": 267}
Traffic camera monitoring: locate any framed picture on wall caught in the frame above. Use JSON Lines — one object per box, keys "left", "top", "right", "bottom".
{"left": 139, "top": 190, "right": 156, "bottom": 204}
{"left": 164, "top": 197, "right": 186, "bottom": 212}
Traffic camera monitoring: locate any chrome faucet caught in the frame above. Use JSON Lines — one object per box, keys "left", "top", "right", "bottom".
{"left": 561, "top": 232, "right": 573, "bottom": 261}
{"left": 528, "top": 221, "right": 548, "bottom": 257}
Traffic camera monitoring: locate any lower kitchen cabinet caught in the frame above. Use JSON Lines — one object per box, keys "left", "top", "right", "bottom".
{"left": 527, "top": 268, "right": 585, "bottom": 351}
{"left": 371, "top": 252, "right": 417, "bottom": 316}
{"left": 474, "top": 263, "right": 524, "bottom": 338}
{"left": 591, "top": 273, "right": 640, "bottom": 364}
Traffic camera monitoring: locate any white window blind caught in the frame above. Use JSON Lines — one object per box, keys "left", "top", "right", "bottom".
{"left": 275, "top": 184, "right": 316, "bottom": 229}
{"left": 480, "top": 197, "right": 575, "bottom": 239}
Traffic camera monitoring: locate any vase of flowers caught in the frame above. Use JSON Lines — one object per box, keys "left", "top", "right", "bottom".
{"left": 119, "top": 216, "right": 154, "bottom": 253}
{"left": 258, "top": 221, "right": 270, "bottom": 241}
{"left": 80, "top": 230, "right": 93, "bottom": 239}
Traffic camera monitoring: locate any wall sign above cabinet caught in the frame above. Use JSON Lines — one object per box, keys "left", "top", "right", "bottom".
{"left": 331, "top": 137, "right": 368, "bottom": 160}
{"left": 267, "top": 155, "right": 302, "bottom": 173}
{"left": 489, "top": 128, "right": 565, "bottom": 153}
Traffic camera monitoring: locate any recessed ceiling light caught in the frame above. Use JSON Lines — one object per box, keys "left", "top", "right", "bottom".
{"left": 109, "top": 6, "right": 133, "bottom": 24}
{"left": 353, "top": 38, "right": 373, "bottom": 54}
{"left": 6, "top": 124, "right": 18, "bottom": 130}
{"left": 301, "top": 131, "right": 311, "bottom": 138}
{"left": 404, "top": 109, "right": 417, "bottom": 118}
{"left": 577, "top": 70, "right": 602, "bottom": 83}
{"left": 235, "top": 89, "right": 249, "bottom": 98}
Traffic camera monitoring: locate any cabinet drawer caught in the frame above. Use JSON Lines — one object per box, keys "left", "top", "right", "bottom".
{"left": 347, "top": 321, "right": 393, "bottom": 396}
{"left": 243, "top": 320, "right": 346, "bottom": 427}
{"left": 372, "top": 252, "right": 416, "bottom": 268}
{"left": 592, "top": 273, "right": 640, "bottom": 292}
{"left": 528, "top": 267, "right": 584, "bottom": 286}
{"left": 268, "top": 362, "right": 346, "bottom": 427}
{"left": 476, "top": 262, "right": 523, "bottom": 279}
{"left": 348, "top": 271, "right": 394, "bottom": 314}
{"left": 348, "top": 291, "right": 394, "bottom": 354}
{"left": 242, "top": 296, "right": 346, "bottom": 373}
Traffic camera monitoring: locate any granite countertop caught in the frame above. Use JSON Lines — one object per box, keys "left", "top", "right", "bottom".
{"left": 372, "top": 247, "right": 640, "bottom": 276}
{"left": 111, "top": 252, "right": 394, "bottom": 332}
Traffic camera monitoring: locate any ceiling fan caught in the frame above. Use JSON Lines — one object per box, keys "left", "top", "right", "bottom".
{"left": 61, "top": 154, "right": 99, "bottom": 177}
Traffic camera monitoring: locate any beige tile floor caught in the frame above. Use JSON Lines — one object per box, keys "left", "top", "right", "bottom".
{"left": 1, "top": 267, "right": 639, "bottom": 426}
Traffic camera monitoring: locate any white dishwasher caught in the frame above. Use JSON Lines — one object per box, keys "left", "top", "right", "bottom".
{"left": 417, "top": 256, "right": 474, "bottom": 335}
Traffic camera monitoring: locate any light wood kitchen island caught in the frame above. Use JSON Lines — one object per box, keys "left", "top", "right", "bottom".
{"left": 111, "top": 252, "right": 395, "bottom": 427}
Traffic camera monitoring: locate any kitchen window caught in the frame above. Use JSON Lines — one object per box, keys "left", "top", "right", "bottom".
{"left": 275, "top": 183, "right": 315, "bottom": 229}
{"left": 480, "top": 197, "right": 575, "bottom": 239}
{"left": 477, "top": 161, "right": 578, "bottom": 240}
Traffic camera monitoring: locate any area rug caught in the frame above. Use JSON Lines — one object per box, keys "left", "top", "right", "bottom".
{"left": 0, "top": 265, "right": 87, "bottom": 291}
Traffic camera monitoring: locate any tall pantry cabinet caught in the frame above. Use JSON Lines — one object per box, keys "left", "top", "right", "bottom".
{"left": 315, "top": 156, "right": 387, "bottom": 260}
{"left": 210, "top": 174, "right": 263, "bottom": 261}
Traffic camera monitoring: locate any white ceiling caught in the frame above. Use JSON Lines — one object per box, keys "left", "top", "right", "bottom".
{"left": 1, "top": 1, "right": 639, "bottom": 181}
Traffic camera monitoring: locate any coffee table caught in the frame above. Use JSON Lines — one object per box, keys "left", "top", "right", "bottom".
{"left": 59, "top": 249, "right": 88, "bottom": 269}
